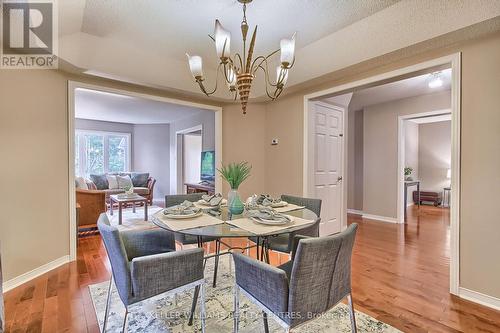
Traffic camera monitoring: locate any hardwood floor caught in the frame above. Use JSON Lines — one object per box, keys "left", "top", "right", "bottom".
{"left": 4, "top": 205, "right": 500, "bottom": 332}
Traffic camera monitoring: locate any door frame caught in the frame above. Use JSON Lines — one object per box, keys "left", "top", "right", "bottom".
{"left": 175, "top": 124, "right": 203, "bottom": 194}
{"left": 305, "top": 101, "right": 347, "bottom": 235}
{"left": 303, "top": 52, "right": 461, "bottom": 295}
{"left": 68, "top": 81, "right": 223, "bottom": 262}
{"left": 397, "top": 109, "right": 451, "bottom": 224}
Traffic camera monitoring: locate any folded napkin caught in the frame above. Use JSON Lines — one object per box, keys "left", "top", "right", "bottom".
{"left": 201, "top": 193, "right": 224, "bottom": 206}
{"left": 247, "top": 194, "right": 283, "bottom": 209}
{"left": 246, "top": 207, "right": 291, "bottom": 223}
{"left": 163, "top": 200, "right": 201, "bottom": 216}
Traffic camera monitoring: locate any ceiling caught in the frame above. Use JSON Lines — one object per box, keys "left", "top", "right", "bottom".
{"left": 59, "top": 1, "right": 500, "bottom": 100}
{"left": 342, "top": 68, "right": 452, "bottom": 111}
{"left": 75, "top": 88, "right": 205, "bottom": 124}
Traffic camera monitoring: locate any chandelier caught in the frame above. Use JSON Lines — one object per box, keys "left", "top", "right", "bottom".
{"left": 186, "top": 0, "right": 296, "bottom": 114}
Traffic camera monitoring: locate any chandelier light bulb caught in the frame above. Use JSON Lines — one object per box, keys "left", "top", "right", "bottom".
{"left": 428, "top": 72, "right": 443, "bottom": 88}
{"left": 186, "top": 53, "right": 203, "bottom": 79}
{"left": 277, "top": 66, "right": 288, "bottom": 86}
{"left": 214, "top": 19, "right": 231, "bottom": 60}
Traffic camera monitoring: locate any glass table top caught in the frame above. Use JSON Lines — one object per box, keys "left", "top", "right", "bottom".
{"left": 152, "top": 206, "right": 318, "bottom": 238}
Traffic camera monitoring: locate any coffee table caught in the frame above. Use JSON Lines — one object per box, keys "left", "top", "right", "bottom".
{"left": 109, "top": 194, "right": 148, "bottom": 225}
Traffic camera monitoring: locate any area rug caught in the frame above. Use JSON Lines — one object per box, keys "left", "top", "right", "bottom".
{"left": 89, "top": 257, "right": 400, "bottom": 332}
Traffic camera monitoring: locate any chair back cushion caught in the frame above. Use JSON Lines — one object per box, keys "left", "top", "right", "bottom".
{"left": 165, "top": 193, "right": 205, "bottom": 208}
{"left": 97, "top": 213, "right": 132, "bottom": 305}
{"left": 280, "top": 194, "right": 322, "bottom": 218}
{"left": 288, "top": 224, "right": 358, "bottom": 327}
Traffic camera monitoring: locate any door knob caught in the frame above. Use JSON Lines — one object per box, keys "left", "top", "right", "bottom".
{"left": 337, "top": 176, "right": 343, "bottom": 182}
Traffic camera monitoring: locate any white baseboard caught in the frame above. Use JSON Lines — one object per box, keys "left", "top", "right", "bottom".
{"left": 347, "top": 209, "right": 363, "bottom": 215}
{"left": 458, "top": 287, "right": 500, "bottom": 311}
{"left": 2, "top": 255, "right": 70, "bottom": 292}
{"left": 406, "top": 202, "right": 415, "bottom": 207}
{"left": 361, "top": 213, "right": 398, "bottom": 223}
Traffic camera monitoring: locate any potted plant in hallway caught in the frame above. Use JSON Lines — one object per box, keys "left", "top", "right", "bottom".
{"left": 404, "top": 166, "right": 414, "bottom": 181}
{"left": 218, "top": 162, "right": 251, "bottom": 215}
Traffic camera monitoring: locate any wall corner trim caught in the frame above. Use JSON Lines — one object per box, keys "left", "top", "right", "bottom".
{"left": 2, "top": 255, "right": 70, "bottom": 293}
{"left": 361, "top": 213, "right": 398, "bottom": 223}
{"left": 458, "top": 287, "right": 500, "bottom": 311}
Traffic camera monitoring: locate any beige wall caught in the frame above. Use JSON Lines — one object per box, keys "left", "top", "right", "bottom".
{"left": 459, "top": 35, "right": 500, "bottom": 298}
{"left": 418, "top": 121, "right": 451, "bottom": 192}
{"left": 0, "top": 70, "right": 70, "bottom": 281}
{"left": 221, "top": 103, "right": 267, "bottom": 201}
{"left": 363, "top": 91, "right": 451, "bottom": 218}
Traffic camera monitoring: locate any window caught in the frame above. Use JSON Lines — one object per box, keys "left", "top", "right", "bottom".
{"left": 75, "top": 130, "right": 130, "bottom": 177}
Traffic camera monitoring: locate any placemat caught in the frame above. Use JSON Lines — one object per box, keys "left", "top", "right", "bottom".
{"left": 226, "top": 215, "right": 315, "bottom": 235}
{"left": 274, "top": 203, "right": 306, "bottom": 213}
{"left": 152, "top": 210, "right": 224, "bottom": 231}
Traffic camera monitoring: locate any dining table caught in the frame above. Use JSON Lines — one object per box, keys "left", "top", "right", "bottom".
{"left": 151, "top": 204, "right": 318, "bottom": 325}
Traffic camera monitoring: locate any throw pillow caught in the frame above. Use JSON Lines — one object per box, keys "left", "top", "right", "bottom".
{"left": 75, "top": 177, "right": 88, "bottom": 190}
{"left": 106, "top": 175, "right": 119, "bottom": 189}
{"left": 131, "top": 172, "right": 149, "bottom": 187}
{"left": 90, "top": 174, "right": 109, "bottom": 190}
{"left": 117, "top": 175, "right": 133, "bottom": 189}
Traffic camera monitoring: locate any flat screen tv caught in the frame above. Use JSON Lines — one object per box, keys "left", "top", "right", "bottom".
{"left": 200, "top": 150, "right": 215, "bottom": 182}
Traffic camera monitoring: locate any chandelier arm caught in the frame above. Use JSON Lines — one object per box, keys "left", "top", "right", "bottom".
{"left": 234, "top": 53, "right": 244, "bottom": 70}
{"left": 257, "top": 62, "right": 278, "bottom": 88}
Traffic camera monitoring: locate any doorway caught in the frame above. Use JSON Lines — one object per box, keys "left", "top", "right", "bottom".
{"left": 303, "top": 53, "right": 461, "bottom": 295}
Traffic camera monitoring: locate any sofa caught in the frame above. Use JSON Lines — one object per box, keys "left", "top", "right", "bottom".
{"left": 87, "top": 172, "right": 156, "bottom": 205}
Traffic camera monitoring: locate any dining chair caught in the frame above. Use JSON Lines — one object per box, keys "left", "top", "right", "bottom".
{"left": 97, "top": 213, "right": 206, "bottom": 332}
{"left": 253, "top": 195, "right": 322, "bottom": 262}
{"left": 233, "top": 224, "right": 358, "bottom": 333}
{"left": 165, "top": 193, "right": 222, "bottom": 287}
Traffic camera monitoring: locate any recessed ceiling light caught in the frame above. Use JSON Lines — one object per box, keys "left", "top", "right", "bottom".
{"left": 428, "top": 72, "right": 443, "bottom": 88}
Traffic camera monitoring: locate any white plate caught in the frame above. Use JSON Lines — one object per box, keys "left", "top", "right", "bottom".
{"left": 270, "top": 201, "right": 288, "bottom": 208}
{"left": 251, "top": 216, "right": 293, "bottom": 225}
{"left": 163, "top": 210, "right": 203, "bottom": 219}
{"left": 197, "top": 199, "right": 228, "bottom": 207}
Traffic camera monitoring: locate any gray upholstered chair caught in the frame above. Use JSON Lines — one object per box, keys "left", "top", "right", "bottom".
{"left": 234, "top": 224, "right": 358, "bottom": 333}
{"left": 97, "top": 213, "right": 206, "bottom": 332}
{"left": 165, "top": 193, "right": 221, "bottom": 287}
{"left": 254, "top": 195, "right": 322, "bottom": 262}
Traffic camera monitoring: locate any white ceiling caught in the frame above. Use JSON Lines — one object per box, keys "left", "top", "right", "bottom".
{"left": 342, "top": 68, "right": 452, "bottom": 111}
{"left": 59, "top": 1, "right": 500, "bottom": 100}
{"left": 75, "top": 88, "right": 205, "bottom": 124}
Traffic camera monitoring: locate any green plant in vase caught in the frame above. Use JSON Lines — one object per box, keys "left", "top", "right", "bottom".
{"left": 404, "top": 166, "right": 413, "bottom": 181}
{"left": 218, "top": 162, "right": 251, "bottom": 215}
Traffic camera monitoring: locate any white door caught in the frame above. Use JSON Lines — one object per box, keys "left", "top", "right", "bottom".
{"left": 312, "top": 102, "right": 344, "bottom": 235}
{"left": 183, "top": 134, "right": 202, "bottom": 186}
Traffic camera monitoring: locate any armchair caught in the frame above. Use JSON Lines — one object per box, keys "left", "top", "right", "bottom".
{"left": 97, "top": 214, "right": 206, "bottom": 332}
{"left": 233, "top": 224, "right": 358, "bottom": 333}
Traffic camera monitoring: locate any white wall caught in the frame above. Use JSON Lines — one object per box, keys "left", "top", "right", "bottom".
{"left": 363, "top": 90, "right": 451, "bottom": 218}
{"left": 183, "top": 134, "right": 202, "bottom": 184}
{"left": 404, "top": 121, "right": 419, "bottom": 204}
{"left": 418, "top": 121, "right": 451, "bottom": 192}
{"left": 169, "top": 111, "right": 216, "bottom": 194}
{"left": 133, "top": 124, "right": 170, "bottom": 204}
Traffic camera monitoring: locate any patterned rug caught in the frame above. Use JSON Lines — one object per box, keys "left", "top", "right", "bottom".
{"left": 89, "top": 255, "right": 400, "bottom": 333}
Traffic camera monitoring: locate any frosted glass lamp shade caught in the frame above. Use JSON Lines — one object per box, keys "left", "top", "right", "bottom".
{"left": 186, "top": 54, "right": 203, "bottom": 78}
{"left": 276, "top": 66, "right": 288, "bottom": 86}
{"left": 215, "top": 19, "right": 231, "bottom": 59}
{"left": 280, "top": 32, "right": 296, "bottom": 67}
